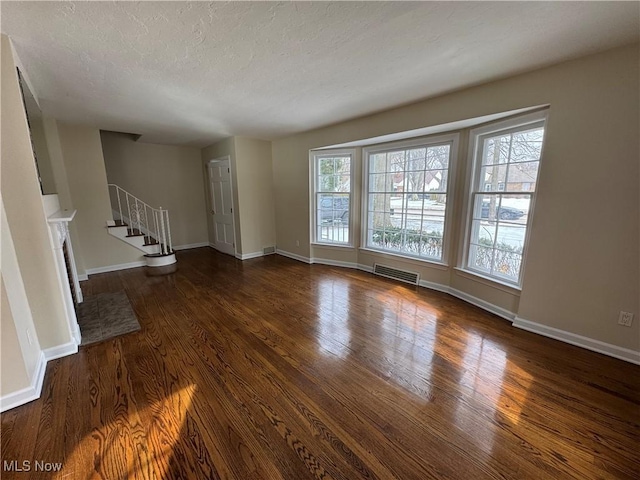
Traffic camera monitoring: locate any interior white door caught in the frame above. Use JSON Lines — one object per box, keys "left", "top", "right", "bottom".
{"left": 208, "top": 159, "right": 236, "bottom": 256}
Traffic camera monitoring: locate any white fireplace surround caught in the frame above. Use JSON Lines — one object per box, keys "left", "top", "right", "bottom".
{"left": 45, "top": 196, "right": 82, "bottom": 346}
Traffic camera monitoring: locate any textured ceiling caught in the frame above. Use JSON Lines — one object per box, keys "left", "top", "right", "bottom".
{"left": 2, "top": 1, "right": 638, "bottom": 147}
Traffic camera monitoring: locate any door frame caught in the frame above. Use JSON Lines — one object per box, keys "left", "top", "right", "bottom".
{"left": 207, "top": 156, "right": 237, "bottom": 257}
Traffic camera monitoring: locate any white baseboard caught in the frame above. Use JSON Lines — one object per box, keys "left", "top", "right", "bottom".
{"left": 0, "top": 351, "right": 46, "bottom": 413}
{"left": 43, "top": 341, "right": 79, "bottom": 361}
{"left": 77, "top": 273, "right": 88, "bottom": 281}
{"left": 173, "top": 242, "right": 209, "bottom": 251}
{"left": 85, "top": 260, "right": 146, "bottom": 276}
{"left": 418, "top": 279, "right": 450, "bottom": 294}
{"left": 448, "top": 287, "right": 516, "bottom": 322}
{"left": 513, "top": 317, "right": 640, "bottom": 365}
{"left": 276, "top": 249, "right": 312, "bottom": 264}
{"left": 311, "top": 257, "right": 359, "bottom": 269}
{"left": 1, "top": 340, "right": 79, "bottom": 412}
{"left": 236, "top": 251, "right": 265, "bottom": 260}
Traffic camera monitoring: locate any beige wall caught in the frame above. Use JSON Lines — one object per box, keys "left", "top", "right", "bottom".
{"left": 1, "top": 279, "right": 29, "bottom": 395}
{"left": 272, "top": 43, "right": 640, "bottom": 351}
{"left": 234, "top": 137, "right": 276, "bottom": 255}
{"left": 1, "top": 199, "right": 43, "bottom": 398}
{"left": 101, "top": 132, "right": 208, "bottom": 249}
{"left": 42, "top": 117, "right": 86, "bottom": 275}
{"left": 201, "top": 137, "right": 241, "bottom": 251}
{"left": 56, "top": 123, "right": 141, "bottom": 270}
{"left": 1, "top": 35, "right": 71, "bottom": 350}
{"left": 29, "top": 115, "right": 56, "bottom": 194}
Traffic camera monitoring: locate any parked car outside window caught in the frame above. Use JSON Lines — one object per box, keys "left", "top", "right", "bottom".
{"left": 481, "top": 201, "right": 524, "bottom": 220}
{"left": 319, "top": 196, "right": 349, "bottom": 223}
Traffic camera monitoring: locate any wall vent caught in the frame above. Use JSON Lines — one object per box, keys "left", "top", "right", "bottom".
{"left": 263, "top": 246, "right": 276, "bottom": 255}
{"left": 373, "top": 263, "right": 420, "bottom": 285}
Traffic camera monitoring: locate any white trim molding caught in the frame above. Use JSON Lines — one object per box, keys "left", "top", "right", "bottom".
{"left": 1, "top": 341, "right": 80, "bottom": 412}
{"left": 0, "top": 352, "right": 46, "bottom": 413}
{"left": 418, "top": 279, "right": 450, "bottom": 295}
{"left": 85, "top": 260, "right": 146, "bottom": 276}
{"left": 448, "top": 288, "right": 516, "bottom": 322}
{"left": 311, "top": 257, "right": 359, "bottom": 269}
{"left": 173, "top": 242, "right": 209, "bottom": 251}
{"left": 513, "top": 317, "right": 640, "bottom": 365}
{"left": 43, "top": 341, "right": 79, "bottom": 362}
{"left": 276, "top": 249, "right": 312, "bottom": 264}
{"left": 235, "top": 251, "right": 266, "bottom": 260}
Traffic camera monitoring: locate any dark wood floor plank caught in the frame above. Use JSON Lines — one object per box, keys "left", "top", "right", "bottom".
{"left": 1, "top": 248, "right": 639, "bottom": 479}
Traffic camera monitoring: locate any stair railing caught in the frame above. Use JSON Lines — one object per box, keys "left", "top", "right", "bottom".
{"left": 108, "top": 184, "right": 173, "bottom": 254}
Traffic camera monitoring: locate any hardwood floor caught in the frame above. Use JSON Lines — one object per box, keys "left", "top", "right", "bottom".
{"left": 1, "top": 248, "right": 639, "bottom": 479}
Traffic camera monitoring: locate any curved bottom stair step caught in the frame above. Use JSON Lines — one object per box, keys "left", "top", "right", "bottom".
{"left": 144, "top": 252, "right": 177, "bottom": 267}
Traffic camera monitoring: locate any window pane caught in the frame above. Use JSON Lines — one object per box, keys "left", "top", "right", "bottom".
{"left": 388, "top": 151, "right": 405, "bottom": 172}
{"left": 498, "top": 194, "right": 531, "bottom": 222}
{"left": 427, "top": 145, "right": 450, "bottom": 169}
{"left": 319, "top": 174, "right": 337, "bottom": 191}
{"left": 369, "top": 212, "right": 392, "bottom": 231}
{"left": 492, "top": 249, "right": 522, "bottom": 281}
{"left": 511, "top": 128, "right": 544, "bottom": 162}
{"left": 482, "top": 135, "right": 510, "bottom": 165}
{"left": 405, "top": 213, "right": 422, "bottom": 231}
{"left": 495, "top": 223, "right": 526, "bottom": 251}
{"left": 422, "top": 235, "right": 443, "bottom": 259}
{"left": 319, "top": 157, "right": 335, "bottom": 174}
{"left": 369, "top": 229, "right": 384, "bottom": 248}
{"left": 421, "top": 193, "right": 447, "bottom": 211}
{"left": 469, "top": 244, "right": 493, "bottom": 273}
{"left": 471, "top": 219, "right": 497, "bottom": 245}
{"left": 424, "top": 169, "right": 448, "bottom": 192}
{"left": 506, "top": 162, "right": 539, "bottom": 192}
{"left": 368, "top": 193, "right": 394, "bottom": 213}
{"left": 480, "top": 165, "right": 507, "bottom": 192}
{"left": 369, "top": 173, "right": 390, "bottom": 192}
{"left": 404, "top": 234, "right": 421, "bottom": 254}
{"left": 370, "top": 153, "right": 389, "bottom": 174}
{"left": 472, "top": 194, "right": 500, "bottom": 221}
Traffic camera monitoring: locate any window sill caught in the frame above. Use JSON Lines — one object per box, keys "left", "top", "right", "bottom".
{"left": 311, "top": 242, "right": 355, "bottom": 249}
{"left": 358, "top": 247, "right": 449, "bottom": 270}
{"left": 453, "top": 267, "right": 522, "bottom": 295}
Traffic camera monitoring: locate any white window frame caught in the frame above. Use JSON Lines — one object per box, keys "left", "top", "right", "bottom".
{"left": 361, "top": 133, "right": 459, "bottom": 265}
{"left": 310, "top": 149, "right": 355, "bottom": 247}
{"left": 460, "top": 110, "right": 548, "bottom": 288}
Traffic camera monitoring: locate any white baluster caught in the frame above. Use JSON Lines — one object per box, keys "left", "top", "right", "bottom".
{"left": 159, "top": 207, "right": 167, "bottom": 255}
{"left": 125, "top": 192, "right": 131, "bottom": 234}
{"left": 116, "top": 186, "right": 123, "bottom": 225}
{"left": 165, "top": 210, "right": 173, "bottom": 253}
{"left": 154, "top": 209, "right": 159, "bottom": 249}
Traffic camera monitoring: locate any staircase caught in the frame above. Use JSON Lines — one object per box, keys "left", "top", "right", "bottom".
{"left": 106, "top": 184, "right": 176, "bottom": 267}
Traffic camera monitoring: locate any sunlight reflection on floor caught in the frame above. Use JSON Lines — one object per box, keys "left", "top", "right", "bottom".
{"left": 63, "top": 384, "right": 197, "bottom": 479}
